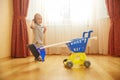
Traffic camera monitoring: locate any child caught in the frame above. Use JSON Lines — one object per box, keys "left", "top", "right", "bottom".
{"left": 28, "top": 13, "right": 46, "bottom": 61}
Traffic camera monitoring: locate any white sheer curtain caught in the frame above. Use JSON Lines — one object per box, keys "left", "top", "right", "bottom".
{"left": 27, "top": 0, "right": 110, "bottom": 55}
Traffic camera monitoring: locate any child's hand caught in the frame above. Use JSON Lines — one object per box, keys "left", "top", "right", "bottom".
{"left": 43, "top": 26, "right": 47, "bottom": 33}
{"left": 31, "top": 20, "right": 35, "bottom": 29}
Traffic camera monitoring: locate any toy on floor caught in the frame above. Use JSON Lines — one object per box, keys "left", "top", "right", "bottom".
{"left": 28, "top": 44, "right": 46, "bottom": 61}
{"left": 63, "top": 30, "right": 93, "bottom": 68}
{"left": 28, "top": 30, "right": 96, "bottom": 68}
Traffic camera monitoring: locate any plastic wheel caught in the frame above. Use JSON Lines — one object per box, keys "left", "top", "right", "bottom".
{"left": 63, "top": 59, "right": 68, "bottom": 63}
{"left": 84, "top": 61, "right": 91, "bottom": 68}
{"left": 66, "top": 61, "right": 73, "bottom": 68}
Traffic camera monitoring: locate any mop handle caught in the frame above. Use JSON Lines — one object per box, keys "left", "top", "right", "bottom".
{"left": 89, "top": 36, "right": 97, "bottom": 40}
{"left": 40, "top": 41, "right": 71, "bottom": 49}
{"left": 40, "top": 36, "right": 97, "bottom": 49}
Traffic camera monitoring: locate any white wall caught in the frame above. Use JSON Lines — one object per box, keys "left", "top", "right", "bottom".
{"left": 0, "top": 0, "right": 13, "bottom": 58}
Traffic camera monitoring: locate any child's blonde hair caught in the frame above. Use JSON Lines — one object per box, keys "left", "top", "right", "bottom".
{"left": 33, "top": 13, "right": 42, "bottom": 23}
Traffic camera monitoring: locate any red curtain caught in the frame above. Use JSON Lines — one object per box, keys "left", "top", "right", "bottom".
{"left": 105, "top": 0, "right": 120, "bottom": 56}
{"left": 11, "top": 0, "right": 30, "bottom": 57}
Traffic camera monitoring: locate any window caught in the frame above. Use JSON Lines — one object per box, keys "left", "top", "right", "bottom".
{"left": 27, "top": 0, "right": 108, "bottom": 25}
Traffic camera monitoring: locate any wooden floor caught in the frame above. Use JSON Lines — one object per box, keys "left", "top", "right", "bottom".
{"left": 0, "top": 55, "right": 120, "bottom": 80}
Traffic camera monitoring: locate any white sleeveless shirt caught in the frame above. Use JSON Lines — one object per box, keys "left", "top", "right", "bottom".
{"left": 32, "top": 23, "right": 44, "bottom": 47}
